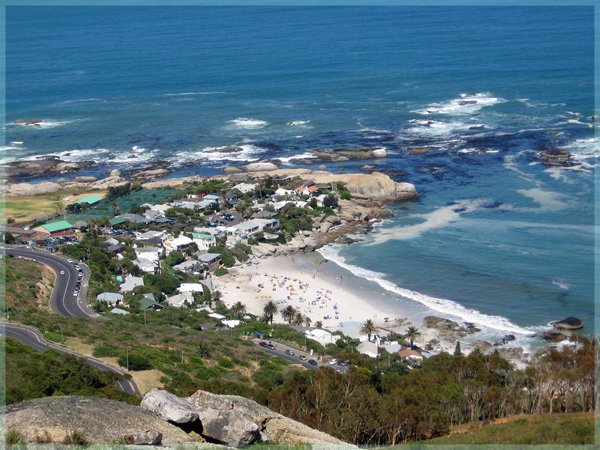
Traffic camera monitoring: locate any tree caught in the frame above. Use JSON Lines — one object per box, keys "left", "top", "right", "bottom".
{"left": 360, "top": 319, "right": 377, "bottom": 342}
{"left": 281, "top": 305, "right": 297, "bottom": 324}
{"left": 231, "top": 301, "right": 246, "bottom": 319}
{"left": 405, "top": 326, "right": 421, "bottom": 349}
{"left": 294, "top": 312, "right": 304, "bottom": 326}
{"left": 304, "top": 316, "right": 312, "bottom": 327}
{"left": 315, "top": 321, "right": 323, "bottom": 329}
{"left": 454, "top": 341, "right": 462, "bottom": 356}
{"left": 263, "top": 301, "right": 278, "bottom": 324}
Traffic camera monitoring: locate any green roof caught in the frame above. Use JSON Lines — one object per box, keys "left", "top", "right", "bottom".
{"left": 41, "top": 220, "right": 73, "bottom": 233}
{"left": 74, "top": 194, "right": 103, "bottom": 205}
{"left": 109, "top": 216, "right": 126, "bottom": 225}
{"left": 139, "top": 298, "right": 163, "bottom": 311}
{"left": 192, "top": 232, "right": 213, "bottom": 240}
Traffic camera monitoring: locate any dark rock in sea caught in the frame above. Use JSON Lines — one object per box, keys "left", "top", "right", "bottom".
{"left": 494, "top": 334, "right": 516, "bottom": 346}
{"left": 461, "top": 322, "right": 481, "bottom": 334}
{"left": 539, "top": 149, "right": 574, "bottom": 167}
{"left": 423, "top": 316, "right": 460, "bottom": 330}
{"left": 552, "top": 316, "right": 584, "bottom": 331}
{"left": 542, "top": 331, "right": 570, "bottom": 342}
{"left": 409, "top": 146, "right": 437, "bottom": 155}
{"left": 15, "top": 118, "right": 44, "bottom": 126}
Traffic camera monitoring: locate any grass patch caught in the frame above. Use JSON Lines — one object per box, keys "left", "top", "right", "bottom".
{"left": 426, "top": 412, "right": 595, "bottom": 445}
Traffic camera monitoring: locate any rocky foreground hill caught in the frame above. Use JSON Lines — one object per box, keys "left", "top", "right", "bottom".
{"left": 2, "top": 389, "right": 351, "bottom": 447}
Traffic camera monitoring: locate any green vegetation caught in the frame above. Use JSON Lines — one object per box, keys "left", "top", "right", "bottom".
{"left": 427, "top": 413, "right": 595, "bottom": 445}
{"left": 4, "top": 338, "right": 135, "bottom": 405}
{"left": 267, "top": 342, "right": 596, "bottom": 445}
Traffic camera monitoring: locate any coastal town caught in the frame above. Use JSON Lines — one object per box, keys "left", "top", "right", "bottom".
{"left": 3, "top": 166, "right": 584, "bottom": 370}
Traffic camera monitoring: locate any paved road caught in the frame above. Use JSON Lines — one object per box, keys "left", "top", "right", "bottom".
{"left": 4, "top": 246, "right": 139, "bottom": 396}
{"left": 1, "top": 322, "right": 140, "bottom": 396}
{"left": 253, "top": 339, "right": 323, "bottom": 371}
{"left": 6, "top": 247, "right": 99, "bottom": 319}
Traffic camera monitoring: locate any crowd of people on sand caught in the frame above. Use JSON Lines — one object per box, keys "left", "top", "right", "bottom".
{"left": 249, "top": 272, "right": 343, "bottom": 321}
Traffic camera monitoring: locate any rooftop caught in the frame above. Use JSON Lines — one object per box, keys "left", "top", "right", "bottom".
{"left": 74, "top": 194, "right": 103, "bottom": 205}
{"left": 41, "top": 220, "right": 74, "bottom": 233}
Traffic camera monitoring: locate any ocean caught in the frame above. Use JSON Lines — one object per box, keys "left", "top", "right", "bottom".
{"left": 5, "top": 6, "right": 596, "bottom": 347}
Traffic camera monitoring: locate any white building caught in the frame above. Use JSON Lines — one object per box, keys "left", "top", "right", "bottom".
{"left": 133, "top": 258, "right": 157, "bottom": 273}
{"left": 120, "top": 276, "right": 144, "bottom": 293}
{"left": 192, "top": 232, "right": 216, "bottom": 251}
{"left": 96, "top": 292, "right": 124, "bottom": 306}
{"left": 275, "top": 188, "right": 296, "bottom": 198}
{"left": 135, "top": 246, "right": 162, "bottom": 263}
{"left": 166, "top": 292, "right": 194, "bottom": 308}
{"left": 172, "top": 260, "right": 203, "bottom": 274}
{"left": 165, "top": 235, "right": 193, "bottom": 253}
{"left": 305, "top": 328, "right": 335, "bottom": 346}
{"left": 357, "top": 340, "right": 379, "bottom": 358}
{"left": 178, "top": 282, "right": 211, "bottom": 293}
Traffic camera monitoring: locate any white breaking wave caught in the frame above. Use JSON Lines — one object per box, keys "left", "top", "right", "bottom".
{"left": 46, "top": 148, "right": 112, "bottom": 163}
{"left": 163, "top": 91, "right": 225, "bottom": 96}
{"left": 414, "top": 92, "right": 506, "bottom": 115}
{"left": 318, "top": 245, "right": 535, "bottom": 335}
{"left": 287, "top": 120, "right": 312, "bottom": 127}
{"left": 405, "top": 119, "right": 479, "bottom": 137}
{"left": 8, "top": 118, "right": 83, "bottom": 129}
{"left": 275, "top": 152, "right": 318, "bottom": 164}
{"left": 227, "top": 118, "right": 269, "bottom": 129}
{"left": 177, "top": 144, "right": 268, "bottom": 163}
{"left": 367, "top": 199, "right": 488, "bottom": 245}
{"left": 561, "top": 137, "right": 599, "bottom": 161}
{"left": 552, "top": 279, "right": 570, "bottom": 290}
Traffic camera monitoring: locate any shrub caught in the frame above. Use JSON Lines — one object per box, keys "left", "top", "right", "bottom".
{"left": 214, "top": 267, "right": 229, "bottom": 277}
{"left": 118, "top": 353, "right": 153, "bottom": 371}
{"left": 5, "top": 429, "right": 25, "bottom": 445}
{"left": 62, "top": 430, "right": 88, "bottom": 445}
{"left": 92, "top": 344, "right": 119, "bottom": 358}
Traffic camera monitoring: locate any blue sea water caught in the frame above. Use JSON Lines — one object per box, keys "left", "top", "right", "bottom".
{"left": 5, "top": 6, "right": 597, "bottom": 344}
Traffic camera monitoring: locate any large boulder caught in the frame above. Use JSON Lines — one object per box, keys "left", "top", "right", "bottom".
{"left": 6, "top": 181, "right": 63, "bottom": 196}
{"left": 552, "top": 317, "right": 584, "bottom": 330}
{"left": 187, "top": 390, "right": 351, "bottom": 446}
{"left": 243, "top": 162, "right": 279, "bottom": 172}
{"left": 141, "top": 388, "right": 199, "bottom": 424}
{"left": 1, "top": 396, "right": 196, "bottom": 445}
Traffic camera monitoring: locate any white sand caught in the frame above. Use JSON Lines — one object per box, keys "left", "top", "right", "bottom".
{"left": 216, "top": 255, "right": 400, "bottom": 329}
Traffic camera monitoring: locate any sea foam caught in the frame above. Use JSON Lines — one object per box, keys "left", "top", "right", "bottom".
{"left": 318, "top": 245, "right": 535, "bottom": 335}
{"left": 367, "top": 199, "right": 488, "bottom": 245}
{"left": 227, "top": 118, "right": 269, "bottom": 129}
{"left": 414, "top": 92, "right": 506, "bottom": 115}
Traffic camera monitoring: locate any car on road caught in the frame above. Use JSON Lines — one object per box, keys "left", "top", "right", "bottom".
{"left": 298, "top": 355, "right": 307, "bottom": 361}
{"left": 266, "top": 344, "right": 276, "bottom": 350}
{"left": 67, "top": 259, "right": 73, "bottom": 263}
{"left": 285, "top": 349, "right": 295, "bottom": 356}
{"left": 73, "top": 291, "right": 78, "bottom": 296}
{"left": 60, "top": 270, "right": 65, "bottom": 275}
{"left": 329, "top": 358, "right": 338, "bottom": 365}
{"left": 259, "top": 341, "right": 268, "bottom": 348}
{"left": 308, "top": 359, "right": 318, "bottom": 366}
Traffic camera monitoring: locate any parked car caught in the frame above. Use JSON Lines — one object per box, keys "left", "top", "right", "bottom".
{"left": 285, "top": 349, "right": 295, "bottom": 356}
{"left": 329, "top": 358, "right": 338, "bottom": 365}
{"left": 298, "top": 355, "right": 307, "bottom": 361}
{"left": 72, "top": 291, "right": 78, "bottom": 297}
{"left": 266, "top": 344, "right": 276, "bottom": 350}
{"left": 340, "top": 360, "right": 350, "bottom": 367}
{"left": 258, "top": 341, "right": 268, "bottom": 348}
{"left": 308, "top": 359, "right": 318, "bottom": 366}
{"left": 60, "top": 270, "right": 65, "bottom": 275}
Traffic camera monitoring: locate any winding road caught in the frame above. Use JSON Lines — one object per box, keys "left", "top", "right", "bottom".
{"left": 3, "top": 246, "right": 140, "bottom": 397}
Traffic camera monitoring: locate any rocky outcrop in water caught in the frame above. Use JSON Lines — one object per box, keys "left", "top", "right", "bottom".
{"left": 552, "top": 316, "right": 584, "bottom": 331}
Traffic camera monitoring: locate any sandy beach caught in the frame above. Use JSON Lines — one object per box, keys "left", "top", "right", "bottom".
{"left": 217, "top": 254, "right": 401, "bottom": 330}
